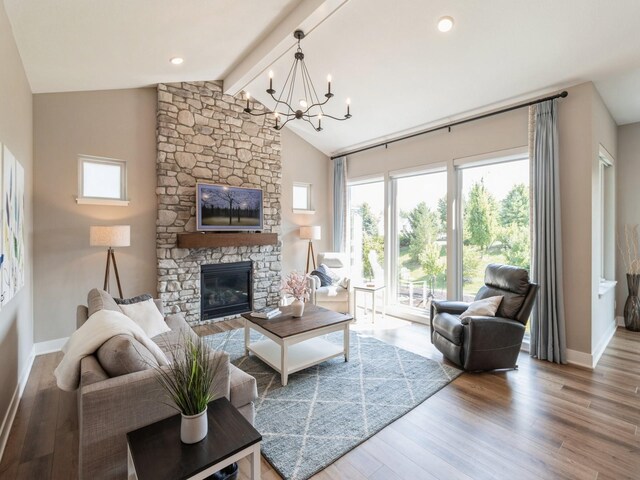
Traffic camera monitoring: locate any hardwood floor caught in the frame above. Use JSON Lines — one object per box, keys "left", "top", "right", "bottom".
{"left": 1, "top": 319, "right": 639, "bottom": 479}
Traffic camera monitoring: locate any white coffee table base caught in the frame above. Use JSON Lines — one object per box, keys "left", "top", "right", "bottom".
{"left": 245, "top": 321, "right": 350, "bottom": 386}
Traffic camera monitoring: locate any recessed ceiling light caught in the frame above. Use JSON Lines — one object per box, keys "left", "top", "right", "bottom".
{"left": 437, "top": 16, "right": 454, "bottom": 33}
{"left": 170, "top": 57, "right": 184, "bottom": 65}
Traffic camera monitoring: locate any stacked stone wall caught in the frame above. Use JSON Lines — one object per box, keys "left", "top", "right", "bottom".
{"left": 156, "top": 81, "right": 281, "bottom": 324}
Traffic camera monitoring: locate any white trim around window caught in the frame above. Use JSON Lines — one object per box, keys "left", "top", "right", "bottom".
{"left": 77, "top": 155, "right": 129, "bottom": 206}
{"left": 292, "top": 182, "right": 314, "bottom": 213}
{"left": 453, "top": 146, "right": 528, "bottom": 169}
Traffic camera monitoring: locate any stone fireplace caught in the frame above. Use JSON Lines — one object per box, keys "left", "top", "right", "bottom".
{"left": 156, "top": 81, "right": 282, "bottom": 324}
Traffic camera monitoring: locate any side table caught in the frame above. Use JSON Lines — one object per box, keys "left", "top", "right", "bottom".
{"left": 127, "top": 397, "right": 261, "bottom": 480}
{"left": 353, "top": 284, "right": 386, "bottom": 323}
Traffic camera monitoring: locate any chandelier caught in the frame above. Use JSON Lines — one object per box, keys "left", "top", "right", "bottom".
{"left": 243, "top": 30, "right": 352, "bottom": 131}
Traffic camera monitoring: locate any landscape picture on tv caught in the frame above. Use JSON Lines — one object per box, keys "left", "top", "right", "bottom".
{"left": 196, "top": 183, "right": 263, "bottom": 231}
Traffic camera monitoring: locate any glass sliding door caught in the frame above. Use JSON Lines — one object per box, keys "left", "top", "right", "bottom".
{"left": 459, "top": 157, "right": 530, "bottom": 301}
{"left": 347, "top": 180, "right": 385, "bottom": 284}
{"left": 391, "top": 170, "right": 447, "bottom": 312}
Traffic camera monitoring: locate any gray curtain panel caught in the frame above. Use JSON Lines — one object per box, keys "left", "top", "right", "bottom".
{"left": 333, "top": 156, "right": 347, "bottom": 252}
{"left": 530, "top": 99, "right": 567, "bottom": 363}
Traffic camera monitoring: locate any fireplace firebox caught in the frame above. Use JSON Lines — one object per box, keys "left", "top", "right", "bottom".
{"left": 200, "top": 261, "right": 253, "bottom": 320}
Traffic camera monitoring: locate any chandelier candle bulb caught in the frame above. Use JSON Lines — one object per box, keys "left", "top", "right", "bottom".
{"left": 245, "top": 92, "right": 250, "bottom": 111}
{"left": 327, "top": 74, "right": 332, "bottom": 95}
{"left": 346, "top": 98, "right": 351, "bottom": 116}
{"left": 269, "top": 70, "right": 274, "bottom": 91}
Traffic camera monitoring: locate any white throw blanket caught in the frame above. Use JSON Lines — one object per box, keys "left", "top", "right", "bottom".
{"left": 54, "top": 309, "right": 170, "bottom": 391}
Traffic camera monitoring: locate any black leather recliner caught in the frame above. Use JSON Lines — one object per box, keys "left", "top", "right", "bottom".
{"left": 430, "top": 264, "right": 539, "bottom": 371}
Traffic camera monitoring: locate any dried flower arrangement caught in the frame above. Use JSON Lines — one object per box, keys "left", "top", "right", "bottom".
{"left": 282, "top": 271, "right": 310, "bottom": 301}
{"left": 618, "top": 224, "right": 640, "bottom": 274}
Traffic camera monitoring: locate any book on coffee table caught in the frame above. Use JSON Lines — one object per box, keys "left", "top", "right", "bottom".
{"left": 251, "top": 306, "right": 281, "bottom": 319}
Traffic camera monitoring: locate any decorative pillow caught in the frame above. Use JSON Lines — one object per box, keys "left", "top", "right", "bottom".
{"left": 96, "top": 334, "right": 159, "bottom": 377}
{"left": 114, "top": 293, "right": 153, "bottom": 305}
{"left": 118, "top": 298, "right": 171, "bottom": 338}
{"left": 319, "top": 264, "right": 341, "bottom": 283}
{"left": 459, "top": 295, "right": 504, "bottom": 320}
{"left": 87, "top": 288, "right": 122, "bottom": 318}
{"left": 310, "top": 268, "right": 333, "bottom": 287}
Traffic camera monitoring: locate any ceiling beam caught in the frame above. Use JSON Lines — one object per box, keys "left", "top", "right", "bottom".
{"left": 223, "top": 0, "right": 350, "bottom": 96}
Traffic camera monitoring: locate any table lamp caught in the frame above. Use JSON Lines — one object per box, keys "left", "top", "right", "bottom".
{"left": 90, "top": 225, "right": 130, "bottom": 298}
{"left": 300, "top": 225, "right": 321, "bottom": 273}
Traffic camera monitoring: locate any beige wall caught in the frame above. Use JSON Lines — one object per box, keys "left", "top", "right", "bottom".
{"left": 557, "top": 83, "right": 595, "bottom": 355}
{"left": 590, "top": 86, "right": 617, "bottom": 353}
{"left": 280, "top": 128, "right": 332, "bottom": 274}
{"left": 33, "top": 89, "right": 157, "bottom": 342}
{"left": 347, "top": 109, "right": 528, "bottom": 179}
{"left": 0, "top": 1, "right": 34, "bottom": 444}
{"left": 616, "top": 122, "right": 640, "bottom": 318}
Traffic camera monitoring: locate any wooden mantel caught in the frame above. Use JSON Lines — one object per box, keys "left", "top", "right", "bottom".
{"left": 177, "top": 232, "right": 278, "bottom": 249}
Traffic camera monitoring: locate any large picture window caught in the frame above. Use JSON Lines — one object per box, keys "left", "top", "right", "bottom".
{"left": 390, "top": 169, "right": 447, "bottom": 311}
{"left": 458, "top": 156, "right": 530, "bottom": 301}
{"left": 347, "top": 180, "right": 385, "bottom": 284}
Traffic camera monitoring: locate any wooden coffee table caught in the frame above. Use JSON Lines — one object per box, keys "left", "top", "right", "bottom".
{"left": 241, "top": 304, "right": 353, "bottom": 386}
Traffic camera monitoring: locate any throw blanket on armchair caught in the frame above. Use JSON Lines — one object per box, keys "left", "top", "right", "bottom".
{"left": 54, "top": 309, "right": 170, "bottom": 391}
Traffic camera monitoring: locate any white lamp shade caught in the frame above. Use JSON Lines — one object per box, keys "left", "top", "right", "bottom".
{"left": 90, "top": 225, "right": 131, "bottom": 247}
{"left": 300, "top": 225, "right": 321, "bottom": 240}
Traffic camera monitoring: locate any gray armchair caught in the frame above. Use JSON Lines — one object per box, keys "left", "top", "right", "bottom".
{"left": 430, "top": 264, "right": 538, "bottom": 371}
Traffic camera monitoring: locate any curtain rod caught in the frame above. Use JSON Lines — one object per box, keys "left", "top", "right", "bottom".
{"left": 330, "top": 90, "right": 568, "bottom": 160}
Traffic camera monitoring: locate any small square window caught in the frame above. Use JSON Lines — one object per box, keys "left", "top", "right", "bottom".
{"left": 293, "top": 183, "right": 312, "bottom": 212}
{"left": 78, "top": 156, "right": 128, "bottom": 206}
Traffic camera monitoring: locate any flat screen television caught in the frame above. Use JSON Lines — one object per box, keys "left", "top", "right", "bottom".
{"left": 196, "top": 182, "right": 263, "bottom": 231}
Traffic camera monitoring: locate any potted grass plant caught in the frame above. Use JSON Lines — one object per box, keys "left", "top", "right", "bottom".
{"left": 154, "top": 333, "right": 227, "bottom": 444}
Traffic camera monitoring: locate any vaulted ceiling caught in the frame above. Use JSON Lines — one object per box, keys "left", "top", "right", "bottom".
{"left": 5, "top": 0, "right": 640, "bottom": 155}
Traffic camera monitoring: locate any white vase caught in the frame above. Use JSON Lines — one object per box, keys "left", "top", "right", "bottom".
{"left": 181, "top": 407, "right": 208, "bottom": 444}
{"left": 292, "top": 298, "right": 305, "bottom": 317}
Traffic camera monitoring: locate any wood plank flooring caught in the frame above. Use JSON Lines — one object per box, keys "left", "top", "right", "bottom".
{"left": 1, "top": 318, "right": 638, "bottom": 479}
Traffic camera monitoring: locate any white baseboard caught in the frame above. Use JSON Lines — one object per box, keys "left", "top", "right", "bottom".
{"left": 0, "top": 346, "right": 35, "bottom": 462}
{"left": 566, "top": 349, "right": 593, "bottom": 369}
{"left": 616, "top": 315, "right": 625, "bottom": 327}
{"left": 566, "top": 320, "right": 617, "bottom": 369}
{"left": 34, "top": 337, "right": 68, "bottom": 355}
{"left": 592, "top": 320, "right": 618, "bottom": 368}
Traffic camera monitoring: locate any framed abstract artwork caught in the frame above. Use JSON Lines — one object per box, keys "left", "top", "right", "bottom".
{"left": 1, "top": 143, "right": 26, "bottom": 306}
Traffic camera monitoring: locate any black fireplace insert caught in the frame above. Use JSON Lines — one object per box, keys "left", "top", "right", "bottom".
{"left": 200, "top": 261, "right": 253, "bottom": 320}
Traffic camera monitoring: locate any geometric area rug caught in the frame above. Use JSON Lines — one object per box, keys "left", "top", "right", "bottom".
{"left": 205, "top": 329, "right": 462, "bottom": 480}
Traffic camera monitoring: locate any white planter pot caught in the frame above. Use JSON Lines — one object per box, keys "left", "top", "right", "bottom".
{"left": 181, "top": 407, "right": 208, "bottom": 444}
{"left": 292, "top": 299, "right": 305, "bottom": 317}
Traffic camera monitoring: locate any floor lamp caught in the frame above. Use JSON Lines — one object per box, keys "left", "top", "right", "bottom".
{"left": 300, "top": 226, "right": 321, "bottom": 273}
{"left": 90, "top": 225, "right": 130, "bottom": 298}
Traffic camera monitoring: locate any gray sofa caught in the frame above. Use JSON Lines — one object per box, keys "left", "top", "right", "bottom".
{"left": 76, "top": 296, "right": 257, "bottom": 479}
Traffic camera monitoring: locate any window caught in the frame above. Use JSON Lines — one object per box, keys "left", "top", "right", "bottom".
{"left": 347, "top": 180, "right": 385, "bottom": 284}
{"left": 293, "top": 182, "right": 313, "bottom": 212}
{"left": 457, "top": 155, "right": 530, "bottom": 301}
{"left": 78, "top": 156, "right": 128, "bottom": 205}
{"left": 390, "top": 169, "right": 448, "bottom": 311}
{"left": 598, "top": 147, "right": 614, "bottom": 281}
